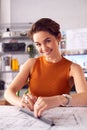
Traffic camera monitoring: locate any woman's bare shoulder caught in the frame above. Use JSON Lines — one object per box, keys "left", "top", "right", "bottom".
{"left": 26, "top": 57, "right": 37, "bottom": 64}
{"left": 70, "top": 63, "right": 84, "bottom": 76}
{"left": 20, "top": 57, "right": 38, "bottom": 71}
{"left": 71, "top": 63, "right": 82, "bottom": 70}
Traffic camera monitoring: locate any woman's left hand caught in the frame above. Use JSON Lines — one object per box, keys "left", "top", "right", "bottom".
{"left": 34, "top": 96, "right": 61, "bottom": 117}
{"left": 21, "top": 93, "right": 37, "bottom": 111}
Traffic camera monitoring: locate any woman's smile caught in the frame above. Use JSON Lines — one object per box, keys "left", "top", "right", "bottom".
{"left": 42, "top": 49, "right": 52, "bottom": 55}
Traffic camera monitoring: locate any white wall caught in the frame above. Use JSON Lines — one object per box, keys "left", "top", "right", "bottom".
{"left": 0, "top": 0, "right": 1, "bottom": 23}
{"left": 0, "top": 0, "right": 87, "bottom": 30}
{"left": 0, "top": 0, "right": 11, "bottom": 24}
{"left": 10, "top": 0, "right": 87, "bottom": 30}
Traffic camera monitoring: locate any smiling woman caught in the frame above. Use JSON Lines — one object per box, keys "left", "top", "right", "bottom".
{"left": 4, "top": 18, "right": 87, "bottom": 118}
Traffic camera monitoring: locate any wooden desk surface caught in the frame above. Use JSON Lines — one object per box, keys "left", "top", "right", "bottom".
{"left": 0, "top": 106, "right": 87, "bottom": 130}
{"left": 0, "top": 99, "right": 11, "bottom": 105}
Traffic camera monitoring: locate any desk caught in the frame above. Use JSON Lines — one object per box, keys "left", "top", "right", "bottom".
{"left": 0, "top": 106, "right": 87, "bottom": 130}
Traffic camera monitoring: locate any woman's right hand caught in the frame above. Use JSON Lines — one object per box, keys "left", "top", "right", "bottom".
{"left": 20, "top": 93, "right": 37, "bottom": 111}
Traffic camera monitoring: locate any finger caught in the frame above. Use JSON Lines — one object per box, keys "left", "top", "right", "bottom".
{"left": 34, "top": 101, "right": 47, "bottom": 117}
{"left": 34, "top": 103, "right": 39, "bottom": 117}
{"left": 20, "top": 94, "right": 27, "bottom": 107}
{"left": 26, "top": 95, "right": 36, "bottom": 108}
{"left": 21, "top": 99, "right": 34, "bottom": 111}
{"left": 38, "top": 105, "right": 47, "bottom": 117}
{"left": 33, "top": 97, "right": 43, "bottom": 117}
{"left": 28, "top": 94, "right": 37, "bottom": 103}
{"left": 21, "top": 94, "right": 34, "bottom": 110}
{"left": 20, "top": 99, "right": 28, "bottom": 108}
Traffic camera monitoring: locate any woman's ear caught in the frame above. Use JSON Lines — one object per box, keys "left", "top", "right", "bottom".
{"left": 57, "top": 33, "right": 61, "bottom": 43}
{"left": 58, "top": 33, "right": 61, "bottom": 41}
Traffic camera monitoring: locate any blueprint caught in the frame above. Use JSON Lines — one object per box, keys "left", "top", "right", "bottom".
{"left": 0, "top": 106, "right": 87, "bottom": 130}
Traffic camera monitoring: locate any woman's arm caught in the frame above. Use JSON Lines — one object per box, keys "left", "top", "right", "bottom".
{"left": 34, "top": 63, "right": 87, "bottom": 117}
{"left": 4, "top": 58, "right": 36, "bottom": 107}
{"left": 68, "top": 63, "right": 87, "bottom": 106}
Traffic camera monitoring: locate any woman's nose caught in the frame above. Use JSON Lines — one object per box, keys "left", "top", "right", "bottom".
{"left": 41, "top": 44, "right": 46, "bottom": 51}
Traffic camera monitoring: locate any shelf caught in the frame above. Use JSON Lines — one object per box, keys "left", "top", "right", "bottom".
{"left": 0, "top": 23, "right": 33, "bottom": 87}
{"left": 0, "top": 23, "right": 32, "bottom": 31}
{"left": 0, "top": 51, "right": 29, "bottom": 56}
{"left": 61, "top": 49, "right": 87, "bottom": 56}
{"left": 1, "top": 36, "right": 29, "bottom": 40}
{"left": 0, "top": 70, "right": 19, "bottom": 73}
{"left": 0, "top": 23, "right": 32, "bottom": 41}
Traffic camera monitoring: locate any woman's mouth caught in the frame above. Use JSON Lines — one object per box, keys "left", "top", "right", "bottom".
{"left": 42, "top": 49, "right": 52, "bottom": 55}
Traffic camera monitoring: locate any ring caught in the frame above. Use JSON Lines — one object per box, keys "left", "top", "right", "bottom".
{"left": 25, "top": 96, "right": 29, "bottom": 104}
{"left": 35, "top": 103, "right": 39, "bottom": 108}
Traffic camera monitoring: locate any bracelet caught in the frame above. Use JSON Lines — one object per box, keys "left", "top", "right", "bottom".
{"left": 61, "top": 94, "right": 72, "bottom": 107}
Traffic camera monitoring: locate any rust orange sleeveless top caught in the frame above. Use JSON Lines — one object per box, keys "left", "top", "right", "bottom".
{"left": 29, "top": 56, "right": 72, "bottom": 97}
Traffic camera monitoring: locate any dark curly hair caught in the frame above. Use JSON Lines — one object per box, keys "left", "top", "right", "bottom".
{"left": 28, "top": 18, "right": 60, "bottom": 41}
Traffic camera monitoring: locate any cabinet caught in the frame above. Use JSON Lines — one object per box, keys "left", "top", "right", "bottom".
{"left": 0, "top": 23, "right": 37, "bottom": 89}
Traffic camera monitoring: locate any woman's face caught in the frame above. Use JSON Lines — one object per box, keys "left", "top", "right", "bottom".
{"left": 33, "top": 31, "right": 60, "bottom": 58}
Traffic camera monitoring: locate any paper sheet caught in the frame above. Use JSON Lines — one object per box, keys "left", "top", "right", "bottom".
{"left": 0, "top": 106, "right": 87, "bottom": 130}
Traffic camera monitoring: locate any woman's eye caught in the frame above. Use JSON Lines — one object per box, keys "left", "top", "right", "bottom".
{"left": 36, "top": 43, "right": 41, "bottom": 47}
{"left": 46, "top": 39, "right": 51, "bottom": 43}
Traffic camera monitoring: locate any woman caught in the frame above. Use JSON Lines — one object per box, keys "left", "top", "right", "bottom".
{"left": 4, "top": 18, "right": 87, "bottom": 117}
